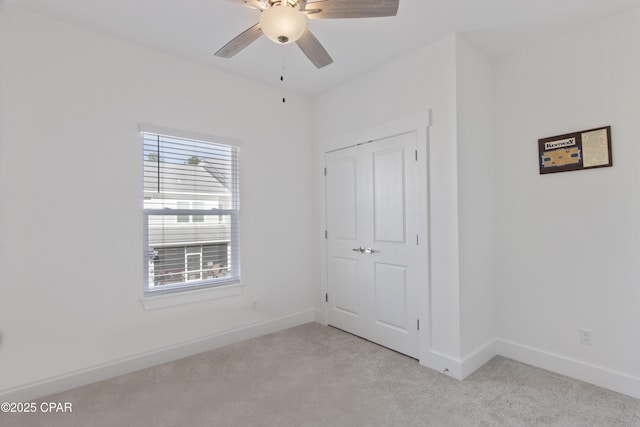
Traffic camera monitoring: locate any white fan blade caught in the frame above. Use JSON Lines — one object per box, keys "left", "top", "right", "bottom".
{"left": 215, "top": 23, "right": 263, "bottom": 58}
{"left": 306, "top": 0, "right": 399, "bottom": 19}
{"left": 296, "top": 29, "right": 333, "bottom": 68}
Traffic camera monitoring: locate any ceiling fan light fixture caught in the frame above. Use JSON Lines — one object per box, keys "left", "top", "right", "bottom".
{"left": 259, "top": 3, "right": 307, "bottom": 45}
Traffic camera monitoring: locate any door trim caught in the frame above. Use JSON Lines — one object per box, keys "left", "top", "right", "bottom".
{"left": 317, "top": 111, "right": 431, "bottom": 364}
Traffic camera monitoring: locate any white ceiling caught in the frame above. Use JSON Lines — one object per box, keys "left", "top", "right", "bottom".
{"left": 7, "top": 0, "right": 640, "bottom": 97}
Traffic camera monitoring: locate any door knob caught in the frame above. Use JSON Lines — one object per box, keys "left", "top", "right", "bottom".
{"left": 352, "top": 247, "right": 377, "bottom": 254}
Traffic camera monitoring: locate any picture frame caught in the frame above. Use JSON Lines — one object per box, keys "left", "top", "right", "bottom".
{"left": 538, "top": 126, "right": 612, "bottom": 174}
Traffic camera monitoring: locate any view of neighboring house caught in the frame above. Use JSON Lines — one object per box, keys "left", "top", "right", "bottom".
{"left": 143, "top": 156, "right": 234, "bottom": 289}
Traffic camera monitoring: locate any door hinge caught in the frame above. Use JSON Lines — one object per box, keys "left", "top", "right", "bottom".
{"left": 325, "top": 230, "right": 328, "bottom": 239}
{"left": 416, "top": 234, "right": 419, "bottom": 245}
{"left": 324, "top": 167, "right": 327, "bottom": 176}
{"left": 325, "top": 293, "right": 328, "bottom": 302}
{"left": 417, "top": 319, "right": 420, "bottom": 330}
{"left": 415, "top": 149, "right": 418, "bottom": 161}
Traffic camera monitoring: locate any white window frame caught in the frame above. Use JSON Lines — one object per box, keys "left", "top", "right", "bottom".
{"left": 140, "top": 124, "right": 242, "bottom": 308}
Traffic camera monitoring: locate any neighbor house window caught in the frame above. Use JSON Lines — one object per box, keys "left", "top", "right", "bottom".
{"left": 176, "top": 201, "right": 205, "bottom": 223}
{"left": 142, "top": 130, "right": 240, "bottom": 296}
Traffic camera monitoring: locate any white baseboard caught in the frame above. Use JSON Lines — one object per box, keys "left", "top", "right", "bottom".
{"left": 419, "top": 350, "right": 464, "bottom": 380}
{"left": 0, "top": 310, "right": 315, "bottom": 402}
{"left": 421, "top": 338, "right": 640, "bottom": 400}
{"left": 461, "top": 339, "right": 498, "bottom": 379}
{"left": 496, "top": 339, "right": 640, "bottom": 400}
{"left": 419, "top": 339, "right": 497, "bottom": 381}
{"left": 313, "top": 308, "right": 326, "bottom": 325}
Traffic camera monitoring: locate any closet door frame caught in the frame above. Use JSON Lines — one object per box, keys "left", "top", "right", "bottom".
{"left": 317, "top": 111, "right": 431, "bottom": 364}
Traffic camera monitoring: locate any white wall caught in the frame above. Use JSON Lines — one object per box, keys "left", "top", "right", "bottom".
{"left": 0, "top": 6, "right": 316, "bottom": 395}
{"left": 313, "top": 36, "right": 464, "bottom": 362}
{"left": 494, "top": 6, "right": 640, "bottom": 389}
{"left": 455, "top": 37, "right": 496, "bottom": 361}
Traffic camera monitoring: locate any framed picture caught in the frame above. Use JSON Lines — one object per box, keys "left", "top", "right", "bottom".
{"left": 538, "top": 126, "right": 612, "bottom": 174}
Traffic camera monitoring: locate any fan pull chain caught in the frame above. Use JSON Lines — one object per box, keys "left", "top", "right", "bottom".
{"left": 281, "top": 46, "right": 286, "bottom": 103}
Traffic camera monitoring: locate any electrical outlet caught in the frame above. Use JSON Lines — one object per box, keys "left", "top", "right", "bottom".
{"left": 580, "top": 328, "right": 593, "bottom": 346}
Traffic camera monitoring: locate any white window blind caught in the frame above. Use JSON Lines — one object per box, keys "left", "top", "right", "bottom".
{"left": 142, "top": 131, "right": 240, "bottom": 296}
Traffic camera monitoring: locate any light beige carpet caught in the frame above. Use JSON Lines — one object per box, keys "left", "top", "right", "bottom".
{"left": 3, "top": 323, "right": 639, "bottom": 426}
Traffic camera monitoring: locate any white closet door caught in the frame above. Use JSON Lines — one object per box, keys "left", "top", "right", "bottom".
{"left": 326, "top": 132, "right": 419, "bottom": 358}
{"left": 325, "top": 148, "right": 368, "bottom": 337}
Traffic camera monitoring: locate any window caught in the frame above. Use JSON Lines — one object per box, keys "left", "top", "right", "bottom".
{"left": 142, "top": 130, "right": 240, "bottom": 296}
{"left": 176, "top": 201, "right": 205, "bottom": 223}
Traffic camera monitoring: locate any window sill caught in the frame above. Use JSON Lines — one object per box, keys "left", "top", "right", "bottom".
{"left": 140, "top": 282, "right": 243, "bottom": 310}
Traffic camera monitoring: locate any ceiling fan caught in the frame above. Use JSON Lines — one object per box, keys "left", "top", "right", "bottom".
{"left": 215, "top": 0, "right": 400, "bottom": 69}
